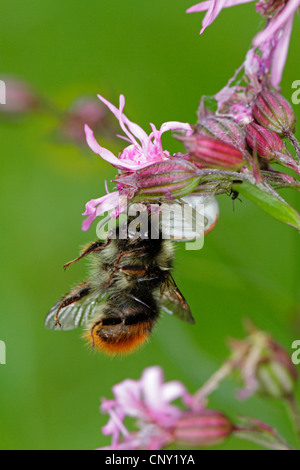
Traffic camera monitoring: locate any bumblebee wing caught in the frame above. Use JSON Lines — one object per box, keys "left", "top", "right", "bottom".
{"left": 160, "top": 273, "right": 195, "bottom": 324}
{"left": 45, "top": 284, "right": 105, "bottom": 331}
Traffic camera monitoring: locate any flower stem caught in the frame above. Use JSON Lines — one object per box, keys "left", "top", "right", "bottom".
{"left": 284, "top": 129, "right": 300, "bottom": 162}
{"left": 194, "top": 360, "right": 235, "bottom": 403}
{"left": 285, "top": 396, "right": 300, "bottom": 447}
{"left": 233, "top": 428, "right": 293, "bottom": 450}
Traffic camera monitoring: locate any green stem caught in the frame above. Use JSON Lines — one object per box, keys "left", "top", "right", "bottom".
{"left": 284, "top": 129, "right": 300, "bottom": 162}
{"left": 234, "top": 429, "right": 293, "bottom": 450}
{"left": 194, "top": 360, "right": 235, "bottom": 403}
{"left": 285, "top": 396, "right": 300, "bottom": 447}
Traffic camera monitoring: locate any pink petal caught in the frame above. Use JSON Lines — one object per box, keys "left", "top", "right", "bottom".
{"left": 142, "top": 367, "right": 186, "bottom": 411}
{"left": 159, "top": 121, "right": 193, "bottom": 136}
{"left": 253, "top": 0, "right": 300, "bottom": 46}
{"left": 116, "top": 94, "right": 142, "bottom": 148}
{"left": 187, "top": 0, "right": 213, "bottom": 13}
{"left": 81, "top": 191, "right": 120, "bottom": 231}
{"left": 85, "top": 124, "right": 126, "bottom": 169}
{"left": 113, "top": 379, "right": 144, "bottom": 418}
{"left": 187, "top": 0, "right": 254, "bottom": 34}
{"left": 201, "top": 0, "right": 228, "bottom": 33}
{"left": 97, "top": 94, "right": 149, "bottom": 149}
{"left": 82, "top": 214, "right": 97, "bottom": 232}
{"left": 141, "top": 366, "right": 165, "bottom": 410}
{"left": 85, "top": 124, "right": 150, "bottom": 171}
{"left": 186, "top": 0, "right": 253, "bottom": 12}
{"left": 161, "top": 381, "right": 187, "bottom": 404}
{"left": 118, "top": 95, "right": 150, "bottom": 149}
{"left": 97, "top": 94, "right": 139, "bottom": 147}
{"left": 270, "top": 16, "right": 294, "bottom": 88}
{"left": 82, "top": 191, "right": 120, "bottom": 216}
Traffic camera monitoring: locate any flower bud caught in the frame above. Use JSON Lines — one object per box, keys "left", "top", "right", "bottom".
{"left": 62, "top": 96, "right": 109, "bottom": 144}
{"left": 263, "top": 170, "right": 300, "bottom": 190}
{"left": 179, "top": 134, "right": 245, "bottom": 170}
{"left": 246, "top": 122, "right": 300, "bottom": 173}
{"left": 252, "top": 88, "right": 296, "bottom": 136}
{"left": 246, "top": 122, "right": 285, "bottom": 160}
{"left": 256, "top": 340, "right": 298, "bottom": 399}
{"left": 0, "top": 77, "right": 40, "bottom": 114}
{"left": 197, "top": 116, "right": 246, "bottom": 150}
{"left": 230, "top": 328, "right": 298, "bottom": 400}
{"left": 115, "top": 159, "right": 201, "bottom": 201}
{"left": 172, "top": 410, "right": 233, "bottom": 447}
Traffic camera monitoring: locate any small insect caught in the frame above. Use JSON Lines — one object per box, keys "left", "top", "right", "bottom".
{"left": 45, "top": 217, "right": 194, "bottom": 355}
{"left": 228, "top": 180, "right": 242, "bottom": 211}
{"left": 229, "top": 189, "right": 239, "bottom": 201}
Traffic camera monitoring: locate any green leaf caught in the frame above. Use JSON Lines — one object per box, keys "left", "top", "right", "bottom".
{"left": 232, "top": 181, "right": 300, "bottom": 231}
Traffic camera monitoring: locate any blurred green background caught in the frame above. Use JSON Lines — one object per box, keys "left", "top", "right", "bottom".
{"left": 0, "top": 0, "right": 299, "bottom": 450}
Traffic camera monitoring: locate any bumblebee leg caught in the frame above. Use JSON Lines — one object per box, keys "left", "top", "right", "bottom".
{"left": 118, "top": 265, "right": 148, "bottom": 277}
{"left": 54, "top": 282, "right": 91, "bottom": 327}
{"left": 89, "top": 320, "right": 102, "bottom": 348}
{"left": 89, "top": 313, "right": 123, "bottom": 348}
{"left": 105, "top": 247, "right": 146, "bottom": 288}
{"left": 63, "top": 239, "right": 112, "bottom": 270}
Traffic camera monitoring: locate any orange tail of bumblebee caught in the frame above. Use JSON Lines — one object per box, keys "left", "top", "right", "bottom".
{"left": 84, "top": 320, "right": 154, "bottom": 356}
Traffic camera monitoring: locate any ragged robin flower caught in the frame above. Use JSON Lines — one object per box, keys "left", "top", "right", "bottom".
{"left": 82, "top": 94, "right": 193, "bottom": 231}
{"left": 98, "top": 366, "right": 233, "bottom": 450}
{"left": 187, "top": 0, "right": 300, "bottom": 87}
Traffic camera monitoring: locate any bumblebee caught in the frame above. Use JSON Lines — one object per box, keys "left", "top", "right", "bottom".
{"left": 45, "top": 218, "right": 194, "bottom": 355}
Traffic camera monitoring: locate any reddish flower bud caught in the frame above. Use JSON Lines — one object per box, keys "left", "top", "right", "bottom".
{"left": 197, "top": 116, "right": 246, "bottom": 151}
{"left": 172, "top": 410, "right": 233, "bottom": 447}
{"left": 246, "top": 122, "right": 285, "bottom": 160}
{"left": 115, "top": 159, "right": 201, "bottom": 201}
{"left": 179, "top": 134, "right": 245, "bottom": 170}
{"left": 246, "top": 122, "right": 300, "bottom": 174}
{"left": 256, "top": 339, "right": 298, "bottom": 399}
{"left": 252, "top": 88, "right": 296, "bottom": 136}
{"left": 230, "top": 327, "right": 298, "bottom": 400}
{"left": 0, "top": 77, "right": 40, "bottom": 114}
{"left": 62, "top": 96, "right": 109, "bottom": 144}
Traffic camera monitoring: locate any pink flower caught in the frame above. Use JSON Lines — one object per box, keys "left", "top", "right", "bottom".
{"left": 81, "top": 190, "right": 123, "bottom": 232}
{"left": 253, "top": 0, "right": 300, "bottom": 88}
{"left": 98, "top": 366, "right": 234, "bottom": 450}
{"left": 187, "top": 0, "right": 300, "bottom": 88}
{"left": 98, "top": 366, "right": 190, "bottom": 450}
{"left": 85, "top": 94, "right": 192, "bottom": 171}
{"left": 103, "top": 366, "right": 188, "bottom": 426}
{"left": 186, "top": 0, "right": 254, "bottom": 35}
{"left": 82, "top": 94, "right": 193, "bottom": 231}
